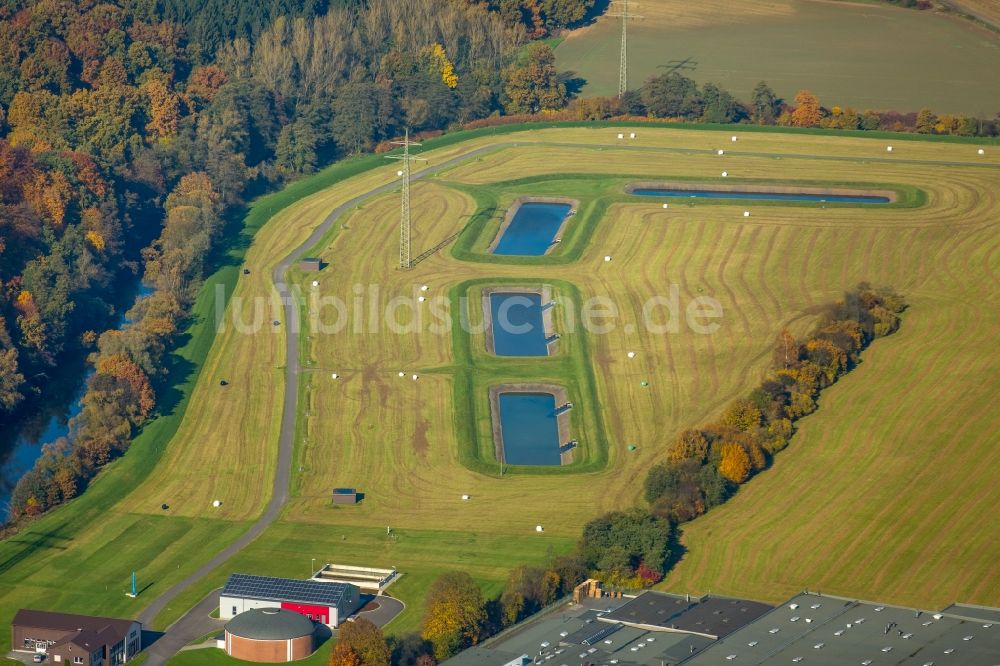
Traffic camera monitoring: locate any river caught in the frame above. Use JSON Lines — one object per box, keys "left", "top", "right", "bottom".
{"left": 0, "top": 283, "right": 154, "bottom": 513}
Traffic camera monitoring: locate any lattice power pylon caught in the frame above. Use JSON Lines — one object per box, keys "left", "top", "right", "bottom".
{"left": 386, "top": 129, "right": 426, "bottom": 270}
{"left": 608, "top": 0, "right": 643, "bottom": 98}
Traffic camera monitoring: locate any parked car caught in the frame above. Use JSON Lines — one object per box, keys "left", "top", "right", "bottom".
{"left": 32, "top": 655, "right": 44, "bottom": 663}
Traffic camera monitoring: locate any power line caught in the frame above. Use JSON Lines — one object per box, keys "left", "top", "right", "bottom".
{"left": 386, "top": 129, "right": 426, "bottom": 270}
{"left": 608, "top": 0, "right": 643, "bottom": 98}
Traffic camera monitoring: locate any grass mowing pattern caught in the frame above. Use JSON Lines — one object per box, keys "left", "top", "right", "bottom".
{"left": 2, "top": 124, "right": 997, "bottom": 645}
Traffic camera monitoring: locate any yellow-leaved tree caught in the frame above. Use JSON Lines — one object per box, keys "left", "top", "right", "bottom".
{"left": 428, "top": 43, "right": 458, "bottom": 89}
{"left": 718, "top": 441, "right": 751, "bottom": 484}
{"left": 668, "top": 429, "right": 709, "bottom": 463}
{"left": 422, "top": 571, "right": 486, "bottom": 661}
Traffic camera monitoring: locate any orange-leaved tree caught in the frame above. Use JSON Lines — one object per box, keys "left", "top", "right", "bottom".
{"left": 327, "top": 642, "right": 362, "bottom": 666}
{"left": 96, "top": 353, "right": 155, "bottom": 420}
{"left": 791, "top": 90, "right": 821, "bottom": 127}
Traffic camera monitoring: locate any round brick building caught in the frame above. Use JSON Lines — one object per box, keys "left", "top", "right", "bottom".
{"left": 224, "top": 608, "right": 315, "bottom": 662}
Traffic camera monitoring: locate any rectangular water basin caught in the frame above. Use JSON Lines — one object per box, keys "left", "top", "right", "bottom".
{"left": 496, "top": 392, "right": 564, "bottom": 466}
{"left": 487, "top": 291, "right": 551, "bottom": 357}
{"left": 492, "top": 202, "right": 573, "bottom": 255}
{"left": 631, "top": 187, "right": 890, "bottom": 204}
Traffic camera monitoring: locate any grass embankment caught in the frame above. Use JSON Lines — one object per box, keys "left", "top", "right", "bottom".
{"left": 168, "top": 642, "right": 332, "bottom": 666}
{"left": 2, "top": 125, "right": 997, "bottom": 650}
{"left": 555, "top": 0, "right": 1000, "bottom": 115}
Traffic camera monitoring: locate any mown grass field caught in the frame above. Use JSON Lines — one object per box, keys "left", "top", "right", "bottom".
{"left": 555, "top": 0, "right": 1000, "bottom": 115}
{"left": 945, "top": 0, "right": 1000, "bottom": 30}
{"left": 281, "top": 128, "right": 999, "bottom": 614}
{"left": 2, "top": 125, "right": 998, "bottom": 651}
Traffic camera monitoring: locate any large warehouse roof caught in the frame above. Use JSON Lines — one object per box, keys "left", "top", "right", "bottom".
{"left": 681, "top": 592, "right": 1000, "bottom": 665}
{"left": 222, "top": 573, "right": 353, "bottom": 607}
{"left": 225, "top": 608, "right": 315, "bottom": 641}
{"left": 601, "top": 592, "right": 773, "bottom": 638}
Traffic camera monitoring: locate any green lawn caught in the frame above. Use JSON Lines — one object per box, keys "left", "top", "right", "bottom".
{"left": 2, "top": 123, "right": 997, "bottom": 654}
{"left": 167, "top": 643, "right": 332, "bottom": 666}
{"left": 154, "top": 522, "right": 574, "bottom": 636}
{"left": 0, "top": 515, "right": 248, "bottom": 648}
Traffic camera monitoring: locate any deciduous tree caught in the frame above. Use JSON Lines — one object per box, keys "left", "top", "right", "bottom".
{"left": 502, "top": 43, "right": 565, "bottom": 114}
{"left": 641, "top": 72, "right": 702, "bottom": 119}
{"left": 718, "top": 441, "right": 751, "bottom": 483}
{"left": 0, "top": 346, "right": 24, "bottom": 412}
{"left": 721, "top": 399, "right": 763, "bottom": 432}
{"left": 328, "top": 642, "right": 363, "bottom": 666}
{"left": 915, "top": 107, "right": 937, "bottom": 134}
{"left": 337, "top": 618, "right": 390, "bottom": 666}
{"left": 791, "top": 89, "right": 821, "bottom": 127}
{"left": 421, "top": 572, "right": 486, "bottom": 661}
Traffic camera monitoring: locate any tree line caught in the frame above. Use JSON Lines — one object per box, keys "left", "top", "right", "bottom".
{"left": 642, "top": 284, "right": 906, "bottom": 526}
{"left": 320, "top": 508, "right": 672, "bottom": 664}
{"left": 482, "top": 73, "right": 1000, "bottom": 137}
{"left": 1, "top": 0, "right": 562, "bottom": 524}
{"left": 391, "top": 285, "right": 905, "bottom": 665}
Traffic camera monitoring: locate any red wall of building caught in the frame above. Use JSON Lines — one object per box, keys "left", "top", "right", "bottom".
{"left": 279, "top": 602, "right": 329, "bottom": 624}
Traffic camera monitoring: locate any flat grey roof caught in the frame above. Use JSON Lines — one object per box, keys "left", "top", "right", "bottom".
{"left": 485, "top": 597, "right": 717, "bottom": 666}
{"left": 660, "top": 596, "right": 774, "bottom": 638}
{"left": 600, "top": 591, "right": 696, "bottom": 629}
{"left": 599, "top": 591, "right": 773, "bottom": 638}
{"left": 942, "top": 603, "right": 1000, "bottom": 624}
{"left": 439, "top": 647, "right": 526, "bottom": 665}
{"left": 681, "top": 592, "right": 1000, "bottom": 665}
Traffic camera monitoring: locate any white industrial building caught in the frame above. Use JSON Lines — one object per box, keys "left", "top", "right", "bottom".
{"left": 220, "top": 573, "right": 360, "bottom": 627}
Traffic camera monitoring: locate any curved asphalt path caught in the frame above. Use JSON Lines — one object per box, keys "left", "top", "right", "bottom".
{"left": 131, "top": 136, "right": 994, "bottom": 664}
{"left": 133, "top": 144, "right": 501, "bottom": 665}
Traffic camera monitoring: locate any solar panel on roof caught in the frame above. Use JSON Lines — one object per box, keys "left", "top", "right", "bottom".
{"left": 582, "top": 624, "right": 621, "bottom": 646}
{"left": 222, "top": 573, "right": 351, "bottom": 606}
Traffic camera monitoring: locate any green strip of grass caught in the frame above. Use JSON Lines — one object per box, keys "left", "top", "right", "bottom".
{"left": 446, "top": 173, "right": 920, "bottom": 267}
{"left": 448, "top": 277, "right": 608, "bottom": 475}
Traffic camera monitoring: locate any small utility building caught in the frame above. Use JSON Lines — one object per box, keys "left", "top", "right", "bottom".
{"left": 298, "top": 257, "right": 322, "bottom": 271}
{"left": 220, "top": 574, "right": 360, "bottom": 627}
{"left": 331, "top": 488, "right": 359, "bottom": 505}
